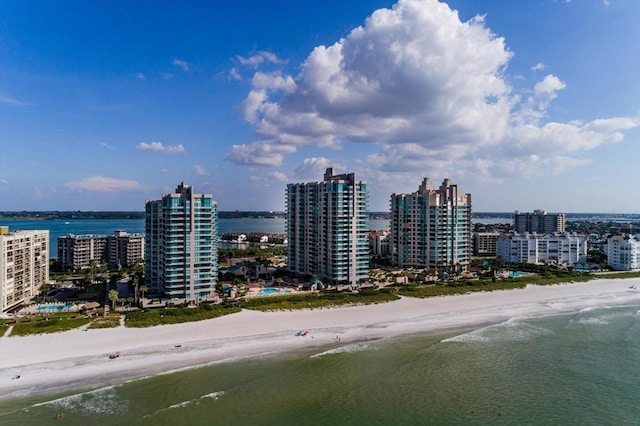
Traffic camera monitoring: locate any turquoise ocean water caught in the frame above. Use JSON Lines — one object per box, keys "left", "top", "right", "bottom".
{"left": 1, "top": 304, "right": 639, "bottom": 425}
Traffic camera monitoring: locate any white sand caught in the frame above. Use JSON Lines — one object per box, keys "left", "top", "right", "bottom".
{"left": 1, "top": 278, "right": 639, "bottom": 398}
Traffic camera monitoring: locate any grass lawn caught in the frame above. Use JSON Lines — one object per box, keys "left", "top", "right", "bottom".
{"left": 3, "top": 313, "right": 92, "bottom": 336}
{"left": 123, "top": 303, "right": 241, "bottom": 328}
{"left": 241, "top": 289, "right": 400, "bottom": 311}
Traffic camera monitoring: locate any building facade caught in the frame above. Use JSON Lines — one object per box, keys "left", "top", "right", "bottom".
{"left": 390, "top": 178, "right": 472, "bottom": 273}
{"left": 496, "top": 232, "right": 587, "bottom": 265}
{"left": 514, "top": 210, "right": 565, "bottom": 234}
{"left": 145, "top": 182, "right": 218, "bottom": 301}
{"left": 606, "top": 234, "right": 640, "bottom": 271}
{"left": 108, "top": 231, "right": 145, "bottom": 267}
{"left": 57, "top": 231, "right": 144, "bottom": 269}
{"left": 0, "top": 229, "right": 49, "bottom": 313}
{"left": 286, "top": 168, "right": 369, "bottom": 287}
{"left": 473, "top": 232, "right": 501, "bottom": 256}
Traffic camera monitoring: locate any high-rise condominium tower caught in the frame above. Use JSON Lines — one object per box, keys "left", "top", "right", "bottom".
{"left": 0, "top": 228, "right": 49, "bottom": 313}
{"left": 390, "top": 178, "right": 472, "bottom": 273}
{"left": 286, "top": 168, "right": 369, "bottom": 287}
{"left": 145, "top": 182, "right": 218, "bottom": 301}
{"left": 513, "top": 210, "right": 565, "bottom": 234}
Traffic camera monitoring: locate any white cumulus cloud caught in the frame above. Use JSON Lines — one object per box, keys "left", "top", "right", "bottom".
{"left": 194, "top": 165, "right": 210, "bottom": 176}
{"left": 137, "top": 141, "right": 185, "bottom": 154}
{"left": 236, "top": 51, "right": 286, "bottom": 67}
{"left": 65, "top": 176, "right": 142, "bottom": 192}
{"left": 227, "top": 0, "right": 638, "bottom": 182}
{"left": 172, "top": 58, "right": 190, "bottom": 71}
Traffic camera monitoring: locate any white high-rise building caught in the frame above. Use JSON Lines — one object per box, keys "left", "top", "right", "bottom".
{"left": 286, "top": 168, "right": 369, "bottom": 288}
{"left": 0, "top": 228, "right": 49, "bottom": 314}
{"left": 390, "top": 178, "right": 472, "bottom": 273}
{"left": 606, "top": 234, "right": 640, "bottom": 271}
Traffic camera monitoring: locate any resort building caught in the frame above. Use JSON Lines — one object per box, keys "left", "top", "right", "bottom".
{"left": 108, "top": 231, "right": 145, "bottom": 268}
{"left": 496, "top": 232, "right": 587, "bottom": 265}
{"left": 286, "top": 168, "right": 369, "bottom": 288}
{"left": 606, "top": 234, "right": 640, "bottom": 271}
{"left": 514, "top": 210, "right": 565, "bottom": 234}
{"left": 390, "top": 178, "right": 472, "bottom": 273}
{"left": 57, "top": 231, "right": 144, "bottom": 269}
{"left": 0, "top": 229, "right": 49, "bottom": 314}
{"left": 145, "top": 182, "right": 218, "bottom": 301}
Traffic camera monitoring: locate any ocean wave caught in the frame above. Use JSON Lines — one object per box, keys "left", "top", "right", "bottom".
{"left": 144, "top": 390, "right": 225, "bottom": 417}
{"left": 310, "top": 342, "right": 379, "bottom": 358}
{"left": 573, "top": 308, "right": 636, "bottom": 326}
{"left": 32, "top": 384, "right": 127, "bottom": 415}
{"left": 442, "top": 319, "right": 551, "bottom": 343}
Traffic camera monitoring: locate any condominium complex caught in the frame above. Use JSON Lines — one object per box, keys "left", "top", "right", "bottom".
{"left": 286, "top": 168, "right": 369, "bottom": 287}
{"left": 57, "top": 231, "right": 144, "bottom": 269}
{"left": 473, "top": 232, "right": 501, "bottom": 256}
{"left": 390, "top": 178, "right": 472, "bottom": 272}
{"left": 0, "top": 228, "right": 49, "bottom": 314}
{"left": 606, "top": 234, "right": 640, "bottom": 271}
{"left": 514, "top": 210, "right": 565, "bottom": 233}
{"left": 496, "top": 232, "right": 587, "bottom": 265}
{"left": 145, "top": 182, "right": 218, "bottom": 301}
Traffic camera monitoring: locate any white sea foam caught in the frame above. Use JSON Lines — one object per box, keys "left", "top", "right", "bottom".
{"left": 201, "top": 390, "right": 225, "bottom": 400}
{"left": 442, "top": 319, "right": 551, "bottom": 343}
{"left": 146, "top": 390, "right": 225, "bottom": 417}
{"left": 310, "top": 342, "right": 379, "bottom": 358}
{"left": 574, "top": 308, "right": 636, "bottom": 326}
{"left": 33, "top": 384, "right": 127, "bottom": 415}
{"left": 167, "top": 400, "right": 193, "bottom": 410}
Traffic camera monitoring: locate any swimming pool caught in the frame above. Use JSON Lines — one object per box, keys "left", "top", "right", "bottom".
{"left": 508, "top": 271, "right": 528, "bottom": 278}
{"left": 257, "top": 288, "right": 291, "bottom": 297}
{"left": 35, "top": 304, "right": 73, "bottom": 312}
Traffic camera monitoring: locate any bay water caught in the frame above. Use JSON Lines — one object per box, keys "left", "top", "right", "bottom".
{"left": 1, "top": 304, "right": 639, "bottom": 425}
{"left": 0, "top": 218, "right": 392, "bottom": 259}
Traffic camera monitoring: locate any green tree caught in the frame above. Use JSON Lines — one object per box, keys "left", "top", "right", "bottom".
{"left": 108, "top": 289, "right": 120, "bottom": 310}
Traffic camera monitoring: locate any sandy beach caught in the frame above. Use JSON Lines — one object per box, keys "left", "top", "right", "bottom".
{"left": 1, "top": 278, "right": 639, "bottom": 399}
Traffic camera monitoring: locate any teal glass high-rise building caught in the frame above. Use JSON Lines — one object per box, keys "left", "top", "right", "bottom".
{"left": 286, "top": 168, "right": 369, "bottom": 288}
{"left": 390, "top": 178, "right": 471, "bottom": 273}
{"left": 145, "top": 182, "right": 218, "bottom": 301}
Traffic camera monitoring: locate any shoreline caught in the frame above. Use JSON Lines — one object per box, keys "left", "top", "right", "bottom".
{"left": 1, "top": 278, "right": 639, "bottom": 400}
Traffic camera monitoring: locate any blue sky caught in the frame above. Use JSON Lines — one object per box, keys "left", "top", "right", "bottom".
{"left": 1, "top": 0, "right": 638, "bottom": 213}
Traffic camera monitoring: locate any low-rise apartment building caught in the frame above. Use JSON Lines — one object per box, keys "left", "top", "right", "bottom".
{"left": 473, "top": 232, "right": 501, "bottom": 256}
{"left": 496, "top": 232, "right": 587, "bottom": 265}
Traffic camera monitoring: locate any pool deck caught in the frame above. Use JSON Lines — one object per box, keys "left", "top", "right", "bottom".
{"left": 17, "top": 303, "right": 82, "bottom": 316}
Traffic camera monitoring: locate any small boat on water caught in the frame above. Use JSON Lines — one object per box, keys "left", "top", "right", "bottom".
{"left": 108, "top": 352, "right": 121, "bottom": 359}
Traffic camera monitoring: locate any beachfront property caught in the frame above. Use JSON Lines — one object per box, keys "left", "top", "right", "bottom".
{"left": 496, "top": 232, "right": 587, "bottom": 266}
{"left": 514, "top": 209, "right": 565, "bottom": 234}
{"left": 145, "top": 182, "right": 218, "bottom": 301}
{"left": 606, "top": 234, "right": 640, "bottom": 271}
{"left": 390, "top": 178, "right": 472, "bottom": 273}
{"left": 57, "top": 230, "right": 145, "bottom": 270}
{"left": 286, "top": 168, "right": 369, "bottom": 288}
{"left": 0, "top": 228, "right": 49, "bottom": 314}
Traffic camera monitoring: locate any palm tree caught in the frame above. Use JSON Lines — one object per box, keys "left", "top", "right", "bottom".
{"left": 108, "top": 289, "right": 119, "bottom": 311}
{"left": 139, "top": 285, "right": 148, "bottom": 300}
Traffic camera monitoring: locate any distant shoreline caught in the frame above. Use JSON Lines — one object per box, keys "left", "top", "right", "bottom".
{"left": 2, "top": 211, "right": 639, "bottom": 222}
